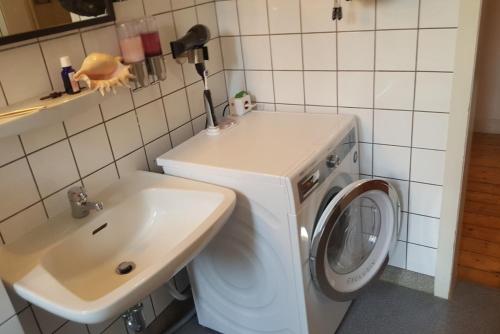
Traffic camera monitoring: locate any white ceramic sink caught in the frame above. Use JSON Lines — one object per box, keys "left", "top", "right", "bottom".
{"left": 0, "top": 171, "right": 236, "bottom": 324}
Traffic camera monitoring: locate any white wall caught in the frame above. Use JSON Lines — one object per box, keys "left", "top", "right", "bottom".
{"left": 216, "top": 0, "right": 460, "bottom": 277}
{"left": 473, "top": 0, "right": 500, "bottom": 133}
{"left": 0, "top": 0, "right": 225, "bottom": 333}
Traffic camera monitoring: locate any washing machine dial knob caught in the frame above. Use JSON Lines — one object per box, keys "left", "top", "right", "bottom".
{"left": 326, "top": 154, "right": 341, "bottom": 168}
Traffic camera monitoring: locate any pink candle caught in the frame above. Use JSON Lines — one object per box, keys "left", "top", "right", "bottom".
{"left": 119, "top": 36, "right": 145, "bottom": 63}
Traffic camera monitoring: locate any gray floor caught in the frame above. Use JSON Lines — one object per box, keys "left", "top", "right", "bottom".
{"left": 172, "top": 280, "right": 500, "bottom": 334}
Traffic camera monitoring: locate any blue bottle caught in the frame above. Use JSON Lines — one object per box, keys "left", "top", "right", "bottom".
{"left": 60, "top": 56, "right": 80, "bottom": 95}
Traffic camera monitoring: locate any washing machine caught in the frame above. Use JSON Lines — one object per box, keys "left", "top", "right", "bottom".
{"left": 157, "top": 111, "right": 401, "bottom": 334}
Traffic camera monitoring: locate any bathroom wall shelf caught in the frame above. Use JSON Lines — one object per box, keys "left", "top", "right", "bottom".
{"left": 0, "top": 88, "right": 110, "bottom": 139}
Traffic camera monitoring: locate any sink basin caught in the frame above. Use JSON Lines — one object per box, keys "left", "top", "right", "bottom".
{"left": 0, "top": 171, "right": 236, "bottom": 323}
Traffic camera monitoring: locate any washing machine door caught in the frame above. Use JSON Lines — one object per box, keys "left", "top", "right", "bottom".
{"left": 309, "top": 179, "right": 401, "bottom": 301}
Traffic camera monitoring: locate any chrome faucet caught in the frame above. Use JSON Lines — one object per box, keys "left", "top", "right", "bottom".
{"left": 67, "top": 186, "right": 104, "bottom": 218}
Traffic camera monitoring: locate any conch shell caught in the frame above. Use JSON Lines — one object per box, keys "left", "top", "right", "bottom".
{"left": 74, "top": 53, "right": 134, "bottom": 96}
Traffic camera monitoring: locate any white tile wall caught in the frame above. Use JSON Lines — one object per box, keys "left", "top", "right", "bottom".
{"left": 0, "top": 1, "right": 460, "bottom": 330}
{"left": 0, "top": 1, "right": 226, "bottom": 333}
{"left": 217, "top": 0, "right": 460, "bottom": 277}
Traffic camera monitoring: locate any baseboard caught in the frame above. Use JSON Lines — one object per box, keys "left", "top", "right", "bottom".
{"left": 380, "top": 266, "right": 434, "bottom": 295}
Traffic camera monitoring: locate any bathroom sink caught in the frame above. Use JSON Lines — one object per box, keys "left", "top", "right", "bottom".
{"left": 0, "top": 171, "right": 236, "bottom": 324}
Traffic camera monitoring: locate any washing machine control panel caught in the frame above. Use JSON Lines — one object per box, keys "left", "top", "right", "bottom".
{"left": 297, "top": 128, "right": 356, "bottom": 202}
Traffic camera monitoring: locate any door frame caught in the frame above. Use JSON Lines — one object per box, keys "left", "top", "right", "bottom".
{"left": 434, "top": 0, "right": 483, "bottom": 299}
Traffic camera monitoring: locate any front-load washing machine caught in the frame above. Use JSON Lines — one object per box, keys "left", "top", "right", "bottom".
{"left": 157, "top": 111, "right": 401, "bottom": 334}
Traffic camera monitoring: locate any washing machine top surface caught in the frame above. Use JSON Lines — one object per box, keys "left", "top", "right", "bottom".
{"left": 157, "top": 111, "right": 355, "bottom": 178}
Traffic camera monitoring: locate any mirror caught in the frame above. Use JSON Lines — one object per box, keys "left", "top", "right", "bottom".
{"left": 0, "top": 0, "right": 115, "bottom": 45}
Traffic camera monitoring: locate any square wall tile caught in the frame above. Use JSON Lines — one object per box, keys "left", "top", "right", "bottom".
{"left": 43, "top": 183, "right": 83, "bottom": 217}
{"left": 163, "top": 89, "right": 192, "bottom": 129}
{"left": 216, "top": 0, "right": 240, "bottom": 35}
{"left": 417, "top": 29, "right": 457, "bottom": 72}
{"left": 207, "top": 39, "right": 224, "bottom": 75}
{"left": 359, "top": 143, "right": 372, "bottom": 175}
{"left": 0, "top": 308, "right": 40, "bottom": 334}
{"left": 412, "top": 112, "right": 449, "bottom": 150}
{"left": 415, "top": 73, "right": 454, "bottom": 113}
{"left": 408, "top": 214, "right": 440, "bottom": 248}
{"left": 160, "top": 54, "right": 185, "bottom": 94}
{"left": 338, "top": 72, "right": 373, "bottom": 108}
{"left": 136, "top": 100, "right": 169, "bottom": 143}
{"left": 209, "top": 71, "right": 228, "bottom": 106}
{"left": 82, "top": 164, "right": 119, "bottom": 198}
{"left": 241, "top": 36, "right": 272, "bottom": 70}
{"left": 420, "top": 0, "right": 460, "bottom": 28}
{"left": 174, "top": 7, "right": 198, "bottom": 38}
{"left": 271, "top": 35, "right": 303, "bottom": 70}
{"left": 376, "top": 30, "right": 417, "bottom": 71}
{"left": 338, "top": 31, "right": 374, "bottom": 70}
{"left": 337, "top": 0, "right": 375, "bottom": 31}
{"left": 304, "top": 71, "right": 337, "bottom": 106}
{"left": 376, "top": 0, "right": 419, "bottom": 29}
{"left": 399, "top": 212, "right": 409, "bottom": 241}
{"left": 238, "top": 0, "right": 269, "bottom": 35}
{"left": 373, "top": 145, "right": 411, "bottom": 180}
{"left": 0, "top": 282, "right": 16, "bottom": 324}
{"left": 143, "top": 0, "right": 171, "bottom": 15}
{"left": 306, "top": 105, "right": 337, "bottom": 114}
{"left": 193, "top": 114, "right": 208, "bottom": 133}
{"left": 187, "top": 80, "right": 205, "bottom": 119}
{"left": 70, "top": 125, "right": 113, "bottom": 177}
{"left": 407, "top": 243, "right": 437, "bottom": 276}
{"left": 225, "top": 70, "right": 246, "bottom": 98}
{"left": 113, "top": 0, "right": 145, "bottom": 21}
{"left": 273, "top": 71, "right": 304, "bottom": 105}
{"left": 0, "top": 136, "right": 23, "bottom": 167}
{"left": 54, "top": 321, "right": 88, "bottom": 334}
{"left": 246, "top": 70, "right": 275, "bottom": 103}
{"left": 0, "top": 43, "right": 52, "bottom": 104}
{"left": 29, "top": 140, "right": 80, "bottom": 197}
{"left": 32, "top": 305, "right": 66, "bottom": 334}
{"left": 116, "top": 149, "right": 149, "bottom": 177}
{"left": 409, "top": 182, "right": 442, "bottom": 217}
{"left": 105, "top": 111, "right": 143, "bottom": 159}
{"left": 170, "top": 122, "right": 194, "bottom": 147}
{"left": 302, "top": 33, "right": 336, "bottom": 71}
{"left": 275, "top": 104, "right": 304, "bottom": 113}
{"left": 81, "top": 25, "right": 120, "bottom": 55}
{"left": 145, "top": 135, "right": 172, "bottom": 173}
{"left": 268, "top": 0, "right": 301, "bottom": 34}
{"left": 374, "top": 109, "right": 412, "bottom": 146}
{"left": 388, "top": 241, "right": 407, "bottom": 269}
{"left": 301, "top": 0, "right": 336, "bottom": 32}
{"left": 411, "top": 149, "right": 445, "bottom": 185}
{"left": 40, "top": 33, "right": 86, "bottom": 92}
{"left": 0, "top": 159, "right": 39, "bottom": 221}
{"left": 171, "top": 0, "right": 194, "bottom": 10}
{"left": 339, "top": 108, "right": 372, "bottom": 143}
{"left": 374, "top": 72, "right": 415, "bottom": 110}
{"left": 197, "top": 2, "right": 219, "bottom": 38}
{"left": 132, "top": 85, "right": 161, "bottom": 108}
{"left": 384, "top": 178, "right": 409, "bottom": 212}
{"left": 0, "top": 203, "right": 45, "bottom": 244}
{"left": 100, "top": 88, "right": 134, "bottom": 120}
{"left": 64, "top": 105, "right": 102, "bottom": 136}
{"left": 221, "top": 37, "right": 244, "bottom": 69}
{"left": 21, "top": 123, "right": 66, "bottom": 154}
{"left": 156, "top": 12, "right": 177, "bottom": 54}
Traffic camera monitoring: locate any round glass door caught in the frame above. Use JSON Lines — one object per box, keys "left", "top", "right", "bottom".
{"left": 310, "top": 179, "right": 400, "bottom": 301}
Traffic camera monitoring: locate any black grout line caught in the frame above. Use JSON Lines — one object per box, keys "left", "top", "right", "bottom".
{"left": 29, "top": 305, "right": 44, "bottom": 334}
{"left": 370, "top": 0, "right": 377, "bottom": 178}
{"left": 17, "top": 136, "right": 49, "bottom": 219}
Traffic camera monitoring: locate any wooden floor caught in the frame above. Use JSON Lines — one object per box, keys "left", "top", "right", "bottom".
{"left": 458, "top": 132, "right": 500, "bottom": 288}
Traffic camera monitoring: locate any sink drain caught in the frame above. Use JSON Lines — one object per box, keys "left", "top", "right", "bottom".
{"left": 116, "top": 261, "right": 135, "bottom": 275}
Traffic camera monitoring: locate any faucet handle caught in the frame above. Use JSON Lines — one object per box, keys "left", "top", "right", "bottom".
{"left": 68, "top": 186, "right": 88, "bottom": 204}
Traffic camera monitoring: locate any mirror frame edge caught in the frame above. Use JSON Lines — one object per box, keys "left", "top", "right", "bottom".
{"left": 0, "top": 0, "right": 116, "bottom": 46}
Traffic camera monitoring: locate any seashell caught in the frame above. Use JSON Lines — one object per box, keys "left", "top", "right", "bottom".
{"left": 74, "top": 53, "right": 135, "bottom": 96}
